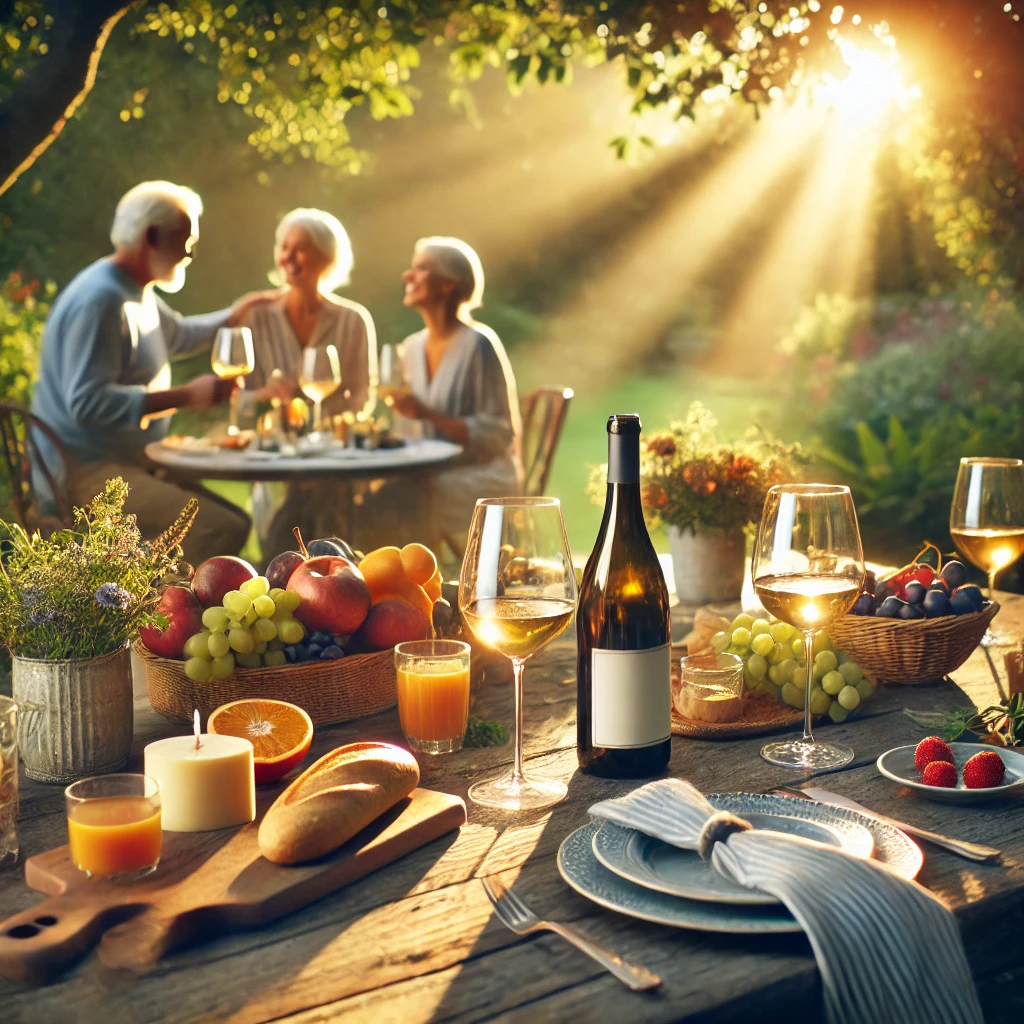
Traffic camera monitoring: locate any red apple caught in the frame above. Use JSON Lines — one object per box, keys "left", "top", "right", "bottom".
{"left": 356, "top": 598, "right": 431, "bottom": 652}
{"left": 288, "top": 556, "right": 371, "bottom": 635}
{"left": 192, "top": 555, "right": 257, "bottom": 607}
{"left": 141, "top": 587, "right": 205, "bottom": 660}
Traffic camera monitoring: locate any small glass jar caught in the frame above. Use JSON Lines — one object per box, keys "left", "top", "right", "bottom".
{"left": 675, "top": 652, "right": 745, "bottom": 723}
{"left": 395, "top": 640, "right": 471, "bottom": 755}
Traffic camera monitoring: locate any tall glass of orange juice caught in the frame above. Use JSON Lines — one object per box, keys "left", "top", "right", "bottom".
{"left": 395, "top": 640, "right": 471, "bottom": 755}
{"left": 65, "top": 774, "right": 162, "bottom": 881}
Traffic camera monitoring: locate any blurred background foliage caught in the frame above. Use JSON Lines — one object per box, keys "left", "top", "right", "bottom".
{"left": 1, "top": 1, "right": 1023, "bottom": 580}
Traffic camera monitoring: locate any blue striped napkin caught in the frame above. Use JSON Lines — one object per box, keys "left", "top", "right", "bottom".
{"left": 590, "top": 779, "right": 982, "bottom": 1024}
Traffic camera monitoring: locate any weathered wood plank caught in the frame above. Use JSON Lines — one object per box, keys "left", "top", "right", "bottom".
{"left": 1, "top": 595, "right": 1021, "bottom": 1022}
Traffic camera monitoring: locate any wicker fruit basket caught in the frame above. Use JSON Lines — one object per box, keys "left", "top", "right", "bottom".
{"left": 135, "top": 642, "right": 396, "bottom": 727}
{"left": 829, "top": 601, "right": 998, "bottom": 685}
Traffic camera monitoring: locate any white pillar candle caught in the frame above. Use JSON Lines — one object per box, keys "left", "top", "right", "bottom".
{"left": 144, "top": 712, "right": 255, "bottom": 832}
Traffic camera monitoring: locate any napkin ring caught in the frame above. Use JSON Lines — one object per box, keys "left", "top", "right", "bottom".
{"left": 697, "top": 811, "right": 752, "bottom": 863}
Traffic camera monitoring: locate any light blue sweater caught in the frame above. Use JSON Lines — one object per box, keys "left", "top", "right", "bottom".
{"left": 31, "top": 259, "right": 229, "bottom": 478}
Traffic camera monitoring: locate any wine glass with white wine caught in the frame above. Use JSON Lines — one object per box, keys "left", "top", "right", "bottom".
{"left": 460, "top": 497, "right": 577, "bottom": 811}
{"left": 299, "top": 344, "right": 341, "bottom": 437}
{"left": 377, "top": 344, "right": 411, "bottom": 409}
{"left": 752, "top": 484, "right": 865, "bottom": 769}
{"left": 950, "top": 457, "right": 1024, "bottom": 645}
{"left": 212, "top": 327, "right": 255, "bottom": 435}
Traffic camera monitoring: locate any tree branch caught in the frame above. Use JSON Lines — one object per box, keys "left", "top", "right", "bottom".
{"left": 0, "top": 0, "right": 139, "bottom": 196}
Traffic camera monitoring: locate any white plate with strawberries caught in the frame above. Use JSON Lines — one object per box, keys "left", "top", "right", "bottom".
{"left": 877, "top": 739, "right": 1024, "bottom": 802}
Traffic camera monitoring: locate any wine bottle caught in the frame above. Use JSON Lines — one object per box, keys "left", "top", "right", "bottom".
{"left": 577, "top": 414, "right": 672, "bottom": 778}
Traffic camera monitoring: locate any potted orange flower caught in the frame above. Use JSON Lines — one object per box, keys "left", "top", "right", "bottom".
{"left": 589, "top": 403, "right": 803, "bottom": 602}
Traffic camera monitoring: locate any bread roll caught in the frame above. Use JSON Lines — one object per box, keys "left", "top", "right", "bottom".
{"left": 258, "top": 741, "right": 420, "bottom": 865}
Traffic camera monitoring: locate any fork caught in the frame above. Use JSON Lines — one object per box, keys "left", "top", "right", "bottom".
{"left": 771, "top": 786, "right": 1001, "bottom": 862}
{"left": 480, "top": 876, "right": 662, "bottom": 991}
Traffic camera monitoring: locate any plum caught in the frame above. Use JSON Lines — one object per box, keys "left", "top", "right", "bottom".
{"left": 899, "top": 603, "right": 925, "bottom": 620}
{"left": 266, "top": 550, "right": 305, "bottom": 590}
{"left": 922, "top": 590, "right": 953, "bottom": 618}
{"left": 941, "top": 560, "right": 969, "bottom": 590}
{"left": 951, "top": 584, "right": 984, "bottom": 615}
{"left": 904, "top": 580, "right": 927, "bottom": 605}
{"left": 877, "top": 596, "right": 905, "bottom": 618}
{"left": 307, "top": 536, "right": 358, "bottom": 561}
{"left": 851, "top": 593, "right": 874, "bottom": 616}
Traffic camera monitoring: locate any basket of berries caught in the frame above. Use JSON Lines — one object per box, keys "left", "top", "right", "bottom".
{"left": 135, "top": 533, "right": 449, "bottom": 727}
{"left": 828, "top": 544, "right": 998, "bottom": 685}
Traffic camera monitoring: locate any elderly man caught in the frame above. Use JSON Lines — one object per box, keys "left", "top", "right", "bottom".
{"left": 32, "top": 180, "right": 274, "bottom": 564}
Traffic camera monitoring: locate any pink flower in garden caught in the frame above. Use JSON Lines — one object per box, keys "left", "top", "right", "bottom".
{"left": 938, "top": 383, "right": 952, "bottom": 401}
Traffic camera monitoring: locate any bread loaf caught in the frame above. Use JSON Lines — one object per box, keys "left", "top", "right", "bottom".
{"left": 258, "top": 741, "right": 420, "bottom": 865}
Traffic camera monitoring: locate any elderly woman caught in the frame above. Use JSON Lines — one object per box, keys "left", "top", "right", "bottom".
{"left": 382, "top": 236, "right": 523, "bottom": 554}
{"left": 238, "top": 208, "right": 377, "bottom": 555}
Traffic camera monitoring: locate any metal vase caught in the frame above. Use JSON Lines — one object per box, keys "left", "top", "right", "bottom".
{"left": 12, "top": 645, "right": 133, "bottom": 784}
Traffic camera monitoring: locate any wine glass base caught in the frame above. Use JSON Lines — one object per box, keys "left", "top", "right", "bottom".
{"left": 760, "top": 738, "right": 854, "bottom": 770}
{"left": 468, "top": 770, "right": 567, "bottom": 811}
{"left": 980, "top": 628, "right": 1010, "bottom": 648}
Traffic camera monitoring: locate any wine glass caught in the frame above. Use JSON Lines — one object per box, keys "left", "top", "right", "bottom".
{"left": 298, "top": 344, "right": 341, "bottom": 436}
{"left": 752, "top": 484, "right": 865, "bottom": 769}
{"left": 950, "top": 457, "right": 1024, "bottom": 644}
{"left": 212, "top": 327, "right": 254, "bottom": 435}
{"left": 460, "top": 497, "right": 577, "bottom": 810}
{"left": 377, "top": 344, "right": 411, "bottom": 409}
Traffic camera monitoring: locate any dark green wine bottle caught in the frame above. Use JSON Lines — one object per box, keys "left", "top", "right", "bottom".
{"left": 576, "top": 414, "right": 672, "bottom": 778}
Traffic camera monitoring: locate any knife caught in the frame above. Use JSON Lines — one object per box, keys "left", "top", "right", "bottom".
{"left": 795, "top": 788, "right": 1001, "bottom": 863}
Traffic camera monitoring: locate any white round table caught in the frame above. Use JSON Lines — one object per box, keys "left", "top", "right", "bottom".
{"left": 144, "top": 437, "right": 462, "bottom": 483}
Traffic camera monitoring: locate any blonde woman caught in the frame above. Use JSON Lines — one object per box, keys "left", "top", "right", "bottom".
{"left": 238, "top": 208, "right": 377, "bottom": 555}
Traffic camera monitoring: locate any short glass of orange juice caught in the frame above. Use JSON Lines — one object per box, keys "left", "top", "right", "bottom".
{"left": 65, "top": 774, "right": 162, "bottom": 881}
{"left": 395, "top": 640, "right": 471, "bottom": 755}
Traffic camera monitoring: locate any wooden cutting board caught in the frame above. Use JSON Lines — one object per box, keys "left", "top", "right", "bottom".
{"left": 0, "top": 787, "right": 466, "bottom": 986}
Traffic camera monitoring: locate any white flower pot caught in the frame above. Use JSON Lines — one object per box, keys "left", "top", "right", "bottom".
{"left": 668, "top": 526, "right": 745, "bottom": 605}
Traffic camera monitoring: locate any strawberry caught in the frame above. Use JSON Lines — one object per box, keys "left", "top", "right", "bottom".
{"left": 962, "top": 750, "right": 1005, "bottom": 789}
{"left": 921, "top": 760, "right": 957, "bottom": 788}
{"left": 914, "top": 735, "right": 954, "bottom": 773}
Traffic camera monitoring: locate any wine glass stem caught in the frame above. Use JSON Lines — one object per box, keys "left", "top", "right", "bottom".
{"left": 511, "top": 656, "right": 526, "bottom": 785}
{"left": 313, "top": 399, "right": 323, "bottom": 434}
{"left": 988, "top": 570, "right": 998, "bottom": 600}
{"left": 802, "top": 631, "right": 815, "bottom": 745}
{"left": 228, "top": 389, "right": 239, "bottom": 434}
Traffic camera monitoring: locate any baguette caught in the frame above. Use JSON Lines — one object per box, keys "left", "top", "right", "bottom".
{"left": 258, "top": 741, "right": 420, "bottom": 865}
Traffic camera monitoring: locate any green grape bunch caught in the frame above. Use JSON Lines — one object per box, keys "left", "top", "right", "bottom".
{"left": 182, "top": 575, "right": 304, "bottom": 682}
{"left": 710, "top": 613, "right": 876, "bottom": 723}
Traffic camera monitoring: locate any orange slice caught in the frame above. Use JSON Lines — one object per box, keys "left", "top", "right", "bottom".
{"left": 208, "top": 699, "right": 313, "bottom": 784}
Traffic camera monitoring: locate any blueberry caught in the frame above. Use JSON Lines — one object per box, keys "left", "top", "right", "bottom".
{"left": 284, "top": 645, "right": 297, "bottom": 663}
{"left": 311, "top": 631, "right": 331, "bottom": 645}
{"left": 320, "top": 645, "right": 345, "bottom": 660}
{"left": 904, "top": 581, "right": 927, "bottom": 605}
{"left": 852, "top": 593, "right": 874, "bottom": 615}
{"left": 306, "top": 642, "right": 323, "bottom": 657}
{"left": 877, "top": 596, "right": 904, "bottom": 618}
{"left": 899, "top": 602, "right": 925, "bottom": 620}
{"left": 331, "top": 633, "right": 351, "bottom": 648}
{"left": 295, "top": 643, "right": 310, "bottom": 661}
{"left": 922, "top": 590, "right": 952, "bottom": 618}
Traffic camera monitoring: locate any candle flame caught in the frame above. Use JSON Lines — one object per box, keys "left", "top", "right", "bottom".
{"left": 193, "top": 708, "right": 201, "bottom": 750}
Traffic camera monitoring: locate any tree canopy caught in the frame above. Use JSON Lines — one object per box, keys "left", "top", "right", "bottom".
{"left": 2, "top": 1, "right": 1022, "bottom": 282}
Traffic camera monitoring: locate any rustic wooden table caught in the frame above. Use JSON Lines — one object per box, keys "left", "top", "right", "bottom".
{"left": 2, "top": 596, "right": 1023, "bottom": 1023}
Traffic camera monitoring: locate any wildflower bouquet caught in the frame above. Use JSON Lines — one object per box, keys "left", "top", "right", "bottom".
{"left": 0, "top": 478, "right": 196, "bottom": 660}
{"left": 588, "top": 402, "right": 804, "bottom": 534}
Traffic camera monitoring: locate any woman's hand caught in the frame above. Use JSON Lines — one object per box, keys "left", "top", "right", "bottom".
{"left": 228, "top": 288, "right": 283, "bottom": 325}
{"left": 392, "top": 392, "right": 430, "bottom": 419}
{"left": 259, "top": 371, "right": 297, "bottom": 404}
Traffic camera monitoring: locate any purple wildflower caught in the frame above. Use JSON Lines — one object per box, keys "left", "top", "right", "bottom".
{"left": 28, "top": 606, "right": 55, "bottom": 626}
{"left": 94, "top": 583, "right": 133, "bottom": 610}
{"left": 20, "top": 586, "right": 43, "bottom": 607}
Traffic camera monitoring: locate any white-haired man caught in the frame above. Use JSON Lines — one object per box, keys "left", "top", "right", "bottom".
{"left": 32, "top": 180, "right": 276, "bottom": 564}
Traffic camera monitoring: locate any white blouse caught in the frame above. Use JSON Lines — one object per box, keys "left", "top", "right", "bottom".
{"left": 239, "top": 293, "right": 377, "bottom": 417}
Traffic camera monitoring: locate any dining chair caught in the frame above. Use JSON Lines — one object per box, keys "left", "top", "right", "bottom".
{"left": 520, "top": 386, "right": 574, "bottom": 497}
{"left": 0, "top": 403, "right": 73, "bottom": 534}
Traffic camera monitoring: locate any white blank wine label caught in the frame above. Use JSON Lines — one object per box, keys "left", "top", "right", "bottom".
{"left": 591, "top": 643, "right": 671, "bottom": 748}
